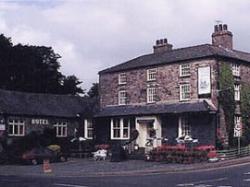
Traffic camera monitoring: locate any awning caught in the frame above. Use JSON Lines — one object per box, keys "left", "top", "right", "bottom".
{"left": 95, "top": 100, "right": 217, "bottom": 118}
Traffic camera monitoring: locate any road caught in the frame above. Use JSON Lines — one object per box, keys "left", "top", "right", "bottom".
{"left": 1, "top": 163, "right": 250, "bottom": 187}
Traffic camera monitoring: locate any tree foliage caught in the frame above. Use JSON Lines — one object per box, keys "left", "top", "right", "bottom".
{"left": 87, "top": 83, "right": 99, "bottom": 98}
{"left": 218, "top": 62, "right": 235, "bottom": 146}
{"left": 240, "top": 84, "right": 250, "bottom": 145}
{"left": 0, "top": 34, "right": 83, "bottom": 95}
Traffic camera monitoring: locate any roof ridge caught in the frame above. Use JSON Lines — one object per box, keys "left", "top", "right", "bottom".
{"left": 0, "top": 88, "right": 82, "bottom": 99}
{"left": 99, "top": 44, "right": 213, "bottom": 74}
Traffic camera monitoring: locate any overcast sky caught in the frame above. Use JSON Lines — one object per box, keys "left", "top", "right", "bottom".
{"left": 1, "top": 0, "right": 250, "bottom": 90}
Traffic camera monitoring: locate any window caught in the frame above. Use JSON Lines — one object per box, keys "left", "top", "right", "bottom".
{"left": 234, "top": 84, "right": 240, "bottom": 101}
{"left": 8, "top": 119, "right": 25, "bottom": 136}
{"left": 147, "top": 68, "right": 157, "bottom": 81}
{"left": 180, "top": 84, "right": 191, "bottom": 101}
{"left": 111, "top": 118, "right": 130, "bottom": 140}
{"left": 84, "top": 119, "right": 93, "bottom": 139}
{"left": 118, "top": 90, "right": 127, "bottom": 105}
{"left": 118, "top": 73, "right": 127, "bottom": 85}
{"left": 232, "top": 63, "right": 240, "bottom": 77}
{"left": 147, "top": 87, "right": 156, "bottom": 103}
{"left": 178, "top": 116, "right": 191, "bottom": 137}
{"left": 54, "top": 122, "right": 67, "bottom": 137}
{"left": 180, "top": 64, "right": 191, "bottom": 77}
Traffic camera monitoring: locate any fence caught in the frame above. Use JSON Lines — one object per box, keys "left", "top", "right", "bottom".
{"left": 217, "top": 145, "right": 250, "bottom": 160}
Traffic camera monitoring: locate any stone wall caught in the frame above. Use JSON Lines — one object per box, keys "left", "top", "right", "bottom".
{"left": 100, "top": 58, "right": 219, "bottom": 108}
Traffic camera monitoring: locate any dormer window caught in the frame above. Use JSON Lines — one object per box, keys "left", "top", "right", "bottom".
{"left": 147, "top": 68, "right": 157, "bottom": 81}
{"left": 118, "top": 73, "right": 127, "bottom": 85}
{"left": 232, "top": 63, "right": 240, "bottom": 77}
{"left": 180, "top": 64, "right": 191, "bottom": 77}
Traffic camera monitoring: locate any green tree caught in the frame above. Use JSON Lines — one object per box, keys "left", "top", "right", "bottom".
{"left": 0, "top": 34, "right": 83, "bottom": 95}
{"left": 219, "top": 62, "right": 235, "bottom": 146}
{"left": 240, "top": 84, "right": 250, "bottom": 145}
{"left": 87, "top": 83, "right": 99, "bottom": 98}
{"left": 62, "top": 75, "right": 84, "bottom": 95}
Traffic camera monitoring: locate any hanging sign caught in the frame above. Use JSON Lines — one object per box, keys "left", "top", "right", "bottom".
{"left": 198, "top": 66, "right": 211, "bottom": 95}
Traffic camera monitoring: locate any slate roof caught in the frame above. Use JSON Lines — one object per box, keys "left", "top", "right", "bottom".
{"left": 99, "top": 44, "right": 250, "bottom": 74}
{"left": 0, "top": 89, "right": 98, "bottom": 118}
{"left": 95, "top": 100, "right": 216, "bottom": 117}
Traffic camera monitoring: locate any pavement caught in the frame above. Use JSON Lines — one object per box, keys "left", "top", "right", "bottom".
{"left": 1, "top": 156, "right": 250, "bottom": 177}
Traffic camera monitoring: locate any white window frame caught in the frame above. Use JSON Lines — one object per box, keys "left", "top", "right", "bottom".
{"left": 118, "top": 73, "right": 127, "bottom": 85}
{"left": 118, "top": 90, "right": 127, "bottom": 105}
{"left": 180, "top": 84, "right": 191, "bottom": 101}
{"left": 180, "top": 64, "right": 191, "bottom": 77}
{"left": 8, "top": 119, "right": 25, "bottom": 136}
{"left": 54, "top": 122, "right": 68, "bottom": 137}
{"left": 178, "top": 116, "right": 191, "bottom": 137}
{"left": 234, "top": 84, "right": 240, "bottom": 101}
{"left": 84, "top": 119, "right": 93, "bottom": 139}
{"left": 147, "top": 87, "right": 156, "bottom": 103}
{"left": 232, "top": 63, "right": 240, "bottom": 77}
{"left": 147, "top": 68, "right": 157, "bottom": 81}
{"left": 111, "top": 118, "right": 130, "bottom": 140}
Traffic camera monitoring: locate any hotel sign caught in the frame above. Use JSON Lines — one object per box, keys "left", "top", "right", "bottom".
{"left": 198, "top": 66, "right": 211, "bottom": 95}
{"left": 31, "top": 119, "right": 49, "bottom": 125}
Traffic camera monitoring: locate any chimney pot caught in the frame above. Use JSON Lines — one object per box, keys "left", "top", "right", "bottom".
{"left": 214, "top": 25, "right": 219, "bottom": 32}
{"left": 212, "top": 23, "right": 233, "bottom": 49}
{"left": 153, "top": 38, "right": 173, "bottom": 53}
{"left": 223, "top": 24, "right": 227, "bottom": 30}
{"left": 219, "top": 24, "right": 223, "bottom": 31}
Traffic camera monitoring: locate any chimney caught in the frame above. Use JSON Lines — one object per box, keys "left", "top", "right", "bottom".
{"left": 153, "top": 38, "right": 173, "bottom": 53}
{"left": 212, "top": 24, "right": 233, "bottom": 49}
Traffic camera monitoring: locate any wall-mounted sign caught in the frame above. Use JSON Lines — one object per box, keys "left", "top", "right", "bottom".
{"left": 31, "top": 119, "right": 49, "bottom": 125}
{"left": 198, "top": 66, "right": 211, "bottom": 95}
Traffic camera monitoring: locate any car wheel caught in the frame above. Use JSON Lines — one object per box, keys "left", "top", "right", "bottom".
{"left": 31, "top": 159, "right": 38, "bottom": 165}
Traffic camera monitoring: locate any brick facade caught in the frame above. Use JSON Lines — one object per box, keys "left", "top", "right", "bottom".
{"left": 100, "top": 58, "right": 218, "bottom": 108}
{"left": 97, "top": 24, "right": 250, "bottom": 148}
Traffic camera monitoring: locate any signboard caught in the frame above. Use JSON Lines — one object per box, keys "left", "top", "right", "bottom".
{"left": 198, "top": 66, "right": 211, "bottom": 95}
{"left": 31, "top": 119, "right": 49, "bottom": 125}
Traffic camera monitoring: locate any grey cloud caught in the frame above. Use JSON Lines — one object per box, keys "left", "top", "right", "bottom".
{"left": 1, "top": 0, "right": 250, "bottom": 89}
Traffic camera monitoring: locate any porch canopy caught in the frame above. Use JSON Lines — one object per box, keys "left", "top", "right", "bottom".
{"left": 95, "top": 100, "right": 217, "bottom": 117}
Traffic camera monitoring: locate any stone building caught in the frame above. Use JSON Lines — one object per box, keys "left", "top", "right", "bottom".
{"left": 95, "top": 24, "right": 250, "bottom": 150}
{"left": 0, "top": 89, "right": 97, "bottom": 144}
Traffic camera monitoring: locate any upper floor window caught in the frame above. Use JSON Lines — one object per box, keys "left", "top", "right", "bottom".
{"left": 180, "top": 64, "right": 191, "bottom": 77}
{"left": 118, "top": 90, "right": 127, "bottom": 105}
{"left": 178, "top": 116, "right": 191, "bottom": 137}
{"left": 180, "top": 84, "right": 191, "bottom": 101}
{"left": 234, "top": 84, "right": 240, "bottom": 101}
{"left": 118, "top": 73, "right": 127, "bottom": 85}
{"left": 54, "top": 122, "right": 67, "bottom": 137}
{"left": 84, "top": 119, "right": 93, "bottom": 139}
{"left": 147, "top": 68, "right": 157, "bottom": 81}
{"left": 232, "top": 63, "right": 240, "bottom": 77}
{"left": 147, "top": 87, "right": 156, "bottom": 103}
{"left": 111, "top": 118, "right": 130, "bottom": 140}
{"left": 8, "top": 119, "right": 25, "bottom": 136}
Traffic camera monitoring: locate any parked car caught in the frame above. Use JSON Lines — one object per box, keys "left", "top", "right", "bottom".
{"left": 21, "top": 145, "right": 67, "bottom": 165}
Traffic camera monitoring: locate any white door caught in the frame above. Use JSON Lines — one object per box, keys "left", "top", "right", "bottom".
{"left": 135, "top": 116, "right": 162, "bottom": 148}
